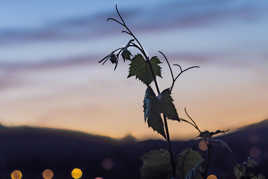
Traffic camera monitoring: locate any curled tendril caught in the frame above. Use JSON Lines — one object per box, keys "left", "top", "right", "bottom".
{"left": 158, "top": 51, "right": 200, "bottom": 92}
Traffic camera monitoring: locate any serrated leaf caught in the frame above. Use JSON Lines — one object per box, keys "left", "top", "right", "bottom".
{"left": 158, "top": 88, "right": 179, "bottom": 121}
{"left": 147, "top": 112, "right": 166, "bottom": 139}
{"left": 121, "top": 49, "right": 132, "bottom": 61}
{"left": 128, "top": 54, "right": 162, "bottom": 85}
{"left": 176, "top": 149, "right": 203, "bottom": 179}
{"left": 143, "top": 87, "right": 166, "bottom": 138}
{"left": 150, "top": 56, "right": 162, "bottom": 77}
{"left": 140, "top": 149, "right": 172, "bottom": 179}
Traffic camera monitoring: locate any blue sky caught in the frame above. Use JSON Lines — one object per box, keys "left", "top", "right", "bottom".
{"left": 0, "top": 0, "right": 267, "bottom": 139}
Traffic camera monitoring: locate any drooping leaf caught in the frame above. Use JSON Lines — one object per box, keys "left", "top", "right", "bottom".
{"left": 121, "top": 49, "right": 132, "bottom": 61}
{"left": 110, "top": 54, "right": 118, "bottom": 64}
{"left": 158, "top": 88, "right": 179, "bottom": 121}
{"left": 128, "top": 54, "right": 161, "bottom": 85}
{"left": 176, "top": 149, "right": 203, "bottom": 179}
{"left": 147, "top": 112, "right": 166, "bottom": 139}
{"left": 143, "top": 87, "right": 166, "bottom": 138}
{"left": 143, "top": 86, "right": 156, "bottom": 121}
{"left": 140, "top": 149, "right": 172, "bottom": 179}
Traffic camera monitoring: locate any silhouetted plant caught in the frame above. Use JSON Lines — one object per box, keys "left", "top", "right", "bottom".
{"left": 99, "top": 5, "right": 243, "bottom": 179}
{"left": 234, "top": 157, "right": 265, "bottom": 179}
{"left": 181, "top": 108, "right": 232, "bottom": 178}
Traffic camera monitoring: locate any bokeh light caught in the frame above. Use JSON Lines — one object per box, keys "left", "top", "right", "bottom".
{"left": 101, "top": 158, "right": 114, "bottom": 171}
{"left": 42, "top": 169, "right": 54, "bottom": 179}
{"left": 249, "top": 146, "right": 262, "bottom": 159}
{"left": 10, "top": 170, "right": 23, "bottom": 179}
{"left": 95, "top": 177, "right": 104, "bottom": 179}
{"left": 199, "top": 140, "right": 208, "bottom": 151}
{"left": 71, "top": 168, "right": 83, "bottom": 179}
{"left": 207, "top": 174, "right": 218, "bottom": 179}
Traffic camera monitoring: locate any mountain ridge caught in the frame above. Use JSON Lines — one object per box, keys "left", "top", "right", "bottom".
{"left": 0, "top": 119, "right": 267, "bottom": 178}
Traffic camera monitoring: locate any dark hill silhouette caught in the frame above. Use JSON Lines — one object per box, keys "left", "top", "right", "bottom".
{"left": 0, "top": 120, "right": 267, "bottom": 179}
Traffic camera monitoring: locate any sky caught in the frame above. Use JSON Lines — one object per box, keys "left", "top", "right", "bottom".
{"left": 0, "top": 0, "right": 268, "bottom": 140}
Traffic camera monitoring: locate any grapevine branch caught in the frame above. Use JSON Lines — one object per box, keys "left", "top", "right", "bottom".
{"left": 100, "top": 5, "right": 202, "bottom": 178}
{"left": 158, "top": 51, "right": 200, "bottom": 92}
{"left": 104, "top": 5, "right": 177, "bottom": 177}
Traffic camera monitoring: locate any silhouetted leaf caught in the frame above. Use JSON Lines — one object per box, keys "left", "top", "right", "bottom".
{"left": 128, "top": 54, "right": 161, "bottom": 85}
{"left": 140, "top": 149, "right": 171, "bottom": 179}
{"left": 110, "top": 54, "right": 118, "bottom": 64}
{"left": 147, "top": 112, "right": 166, "bottom": 139}
{"left": 121, "top": 49, "right": 132, "bottom": 61}
{"left": 143, "top": 87, "right": 166, "bottom": 138}
{"left": 143, "top": 87, "right": 156, "bottom": 121}
{"left": 158, "top": 88, "right": 179, "bottom": 121}
{"left": 176, "top": 149, "right": 203, "bottom": 179}
{"left": 150, "top": 56, "right": 162, "bottom": 77}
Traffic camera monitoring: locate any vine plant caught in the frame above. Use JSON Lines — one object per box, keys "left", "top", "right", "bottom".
{"left": 98, "top": 5, "right": 265, "bottom": 179}
{"left": 99, "top": 5, "right": 199, "bottom": 178}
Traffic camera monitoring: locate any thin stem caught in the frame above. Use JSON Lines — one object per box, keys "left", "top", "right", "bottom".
{"left": 115, "top": 5, "right": 126, "bottom": 25}
{"left": 128, "top": 43, "right": 145, "bottom": 56}
{"left": 98, "top": 47, "right": 124, "bottom": 64}
{"left": 158, "top": 51, "right": 199, "bottom": 92}
{"left": 180, "top": 118, "right": 200, "bottom": 134}
{"left": 162, "top": 114, "right": 177, "bottom": 178}
{"left": 171, "top": 65, "right": 200, "bottom": 91}
{"left": 114, "top": 5, "right": 160, "bottom": 93}
{"left": 114, "top": 5, "right": 149, "bottom": 60}
{"left": 107, "top": 17, "right": 124, "bottom": 26}
{"left": 204, "top": 143, "right": 212, "bottom": 178}
{"left": 184, "top": 108, "right": 201, "bottom": 133}
{"left": 159, "top": 51, "right": 175, "bottom": 81}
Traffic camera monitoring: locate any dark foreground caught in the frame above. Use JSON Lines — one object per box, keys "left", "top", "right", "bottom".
{"left": 0, "top": 120, "right": 267, "bottom": 179}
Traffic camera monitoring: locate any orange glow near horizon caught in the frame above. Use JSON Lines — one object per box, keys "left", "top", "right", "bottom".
{"left": 0, "top": 64, "right": 267, "bottom": 140}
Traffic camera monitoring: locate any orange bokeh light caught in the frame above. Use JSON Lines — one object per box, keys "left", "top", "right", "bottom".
{"left": 10, "top": 170, "right": 23, "bottom": 179}
{"left": 199, "top": 140, "right": 208, "bottom": 151}
{"left": 42, "top": 169, "right": 54, "bottom": 179}
{"left": 207, "top": 174, "right": 218, "bottom": 179}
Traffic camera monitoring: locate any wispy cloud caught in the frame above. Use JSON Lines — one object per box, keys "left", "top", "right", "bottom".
{"left": 0, "top": 54, "right": 99, "bottom": 71}
{"left": 0, "top": 8, "right": 140, "bottom": 46}
{"left": 1, "top": 0, "right": 267, "bottom": 46}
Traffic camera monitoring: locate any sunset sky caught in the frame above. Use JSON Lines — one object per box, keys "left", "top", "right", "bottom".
{"left": 0, "top": 0, "right": 267, "bottom": 140}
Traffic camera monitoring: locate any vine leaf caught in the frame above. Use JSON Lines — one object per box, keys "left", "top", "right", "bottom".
{"left": 158, "top": 88, "right": 179, "bottom": 121}
{"left": 121, "top": 49, "right": 132, "bottom": 61}
{"left": 143, "top": 87, "right": 166, "bottom": 138}
{"left": 140, "top": 149, "right": 172, "bottom": 179}
{"left": 128, "top": 54, "right": 162, "bottom": 85}
{"left": 150, "top": 56, "right": 162, "bottom": 77}
{"left": 176, "top": 149, "right": 204, "bottom": 179}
